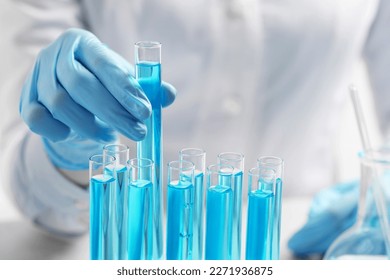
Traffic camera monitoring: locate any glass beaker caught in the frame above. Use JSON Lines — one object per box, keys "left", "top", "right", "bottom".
{"left": 324, "top": 149, "right": 390, "bottom": 260}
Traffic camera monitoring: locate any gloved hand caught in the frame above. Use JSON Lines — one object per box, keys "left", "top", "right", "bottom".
{"left": 20, "top": 28, "right": 176, "bottom": 169}
{"left": 288, "top": 180, "right": 359, "bottom": 257}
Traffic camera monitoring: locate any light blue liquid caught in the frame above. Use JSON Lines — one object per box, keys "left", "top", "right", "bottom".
{"left": 192, "top": 171, "right": 204, "bottom": 260}
{"left": 136, "top": 62, "right": 162, "bottom": 259}
{"left": 246, "top": 189, "right": 274, "bottom": 260}
{"left": 166, "top": 180, "right": 194, "bottom": 260}
{"left": 205, "top": 185, "right": 233, "bottom": 260}
{"left": 232, "top": 170, "right": 243, "bottom": 260}
{"left": 104, "top": 164, "right": 129, "bottom": 260}
{"left": 271, "top": 178, "right": 282, "bottom": 260}
{"left": 127, "top": 179, "right": 153, "bottom": 260}
{"left": 90, "top": 174, "right": 116, "bottom": 260}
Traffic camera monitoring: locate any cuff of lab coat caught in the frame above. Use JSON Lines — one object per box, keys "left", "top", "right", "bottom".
{"left": 25, "top": 133, "right": 89, "bottom": 236}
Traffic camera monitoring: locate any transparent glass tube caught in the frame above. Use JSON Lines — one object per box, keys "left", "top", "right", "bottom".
{"left": 166, "top": 160, "right": 195, "bottom": 260}
{"left": 245, "top": 167, "right": 276, "bottom": 260}
{"left": 127, "top": 158, "right": 154, "bottom": 260}
{"left": 135, "top": 41, "right": 163, "bottom": 259}
{"left": 89, "top": 154, "right": 116, "bottom": 260}
{"left": 205, "top": 164, "right": 234, "bottom": 260}
{"left": 103, "top": 144, "right": 130, "bottom": 260}
{"left": 324, "top": 149, "right": 390, "bottom": 260}
{"left": 179, "top": 148, "right": 206, "bottom": 260}
{"left": 217, "top": 152, "right": 244, "bottom": 260}
{"left": 257, "top": 156, "right": 284, "bottom": 259}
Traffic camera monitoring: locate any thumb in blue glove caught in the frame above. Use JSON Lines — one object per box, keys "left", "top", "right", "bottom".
{"left": 287, "top": 180, "right": 359, "bottom": 256}
{"left": 20, "top": 28, "right": 176, "bottom": 169}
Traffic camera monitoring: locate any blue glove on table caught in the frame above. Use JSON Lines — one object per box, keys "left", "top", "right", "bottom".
{"left": 20, "top": 28, "right": 176, "bottom": 169}
{"left": 288, "top": 180, "right": 359, "bottom": 256}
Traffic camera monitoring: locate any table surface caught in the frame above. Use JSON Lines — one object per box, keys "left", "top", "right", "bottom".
{"left": 0, "top": 185, "right": 314, "bottom": 260}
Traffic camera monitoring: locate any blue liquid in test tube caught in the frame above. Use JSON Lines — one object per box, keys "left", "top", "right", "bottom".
{"left": 258, "top": 156, "right": 284, "bottom": 260}
{"left": 136, "top": 42, "right": 163, "bottom": 260}
{"left": 166, "top": 180, "right": 194, "bottom": 260}
{"left": 217, "top": 152, "right": 244, "bottom": 260}
{"left": 127, "top": 179, "right": 153, "bottom": 259}
{"left": 205, "top": 185, "right": 233, "bottom": 260}
{"left": 192, "top": 171, "right": 204, "bottom": 259}
{"left": 245, "top": 189, "right": 274, "bottom": 260}
{"left": 245, "top": 167, "right": 276, "bottom": 260}
{"left": 90, "top": 174, "right": 116, "bottom": 260}
{"left": 108, "top": 164, "right": 129, "bottom": 259}
{"left": 232, "top": 170, "right": 243, "bottom": 259}
{"left": 271, "top": 178, "right": 283, "bottom": 259}
{"left": 179, "top": 148, "right": 206, "bottom": 260}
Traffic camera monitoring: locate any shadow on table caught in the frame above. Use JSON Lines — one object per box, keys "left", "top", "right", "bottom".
{"left": 0, "top": 220, "right": 88, "bottom": 260}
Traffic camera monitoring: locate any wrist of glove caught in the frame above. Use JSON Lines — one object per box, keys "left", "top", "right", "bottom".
{"left": 42, "top": 131, "right": 117, "bottom": 170}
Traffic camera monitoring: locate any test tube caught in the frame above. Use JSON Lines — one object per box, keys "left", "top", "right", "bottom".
{"left": 166, "top": 160, "right": 195, "bottom": 260}
{"left": 217, "top": 152, "right": 244, "bottom": 260}
{"left": 179, "top": 148, "right": 206, "bottom": 260}
{"left": 205, "top": 164, "right": 234, "bottom": 260}
{"left": 135, "top": 41, "right": 163, "bottom": 259}
{"left": 257, "top": 156, "right": 284, "bottom": 260}
{"left": 245, "top": 167, "right": 276, "bottom": 260}
{"left": 89, "top": 154, "right": 116, "bottom": 260}
{"left": 103, "top": 144, "right": 130, "bottom": 260}
{"left": 127, "top": 158, "right": 154, "bottom": 260}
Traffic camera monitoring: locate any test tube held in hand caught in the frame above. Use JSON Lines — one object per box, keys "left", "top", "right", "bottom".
{"left": 135, "top": 41, "right": 163, "bottom": 259}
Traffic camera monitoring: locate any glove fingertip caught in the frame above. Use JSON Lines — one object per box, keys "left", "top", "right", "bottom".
{"left": 161, "top": 81, "right": 176, "bottom": 108}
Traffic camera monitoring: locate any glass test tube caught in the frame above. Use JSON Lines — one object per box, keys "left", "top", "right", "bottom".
{"left": 205, "top": 164, "right": 234, "bottom": 260}
{"left": 127, "top": 158, "right": 154, "bottom": 260}
{"left": 246, "top": 167, "right": 276, "bottom": 260}
{"left": 257, "top": 156, "right": 284, "bottom": 260}
{"left": 217, "top": 152, "right": 244, "bottom": 260}
{"left": 103, "top": 144, "right": 130, "bottom": 260}
{"left": 166, "top": 160, "right": 195, "bottom": 260}
{"left": 179, "top": 148, "right": 206, "bottom": 260}
{"left": 135, "top": 41, "right": 163, "bottom": 259}
{"left": 89, "top": 154, "right": 116, "bottom": 260}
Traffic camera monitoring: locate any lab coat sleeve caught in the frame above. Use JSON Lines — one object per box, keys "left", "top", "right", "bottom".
{"left": 363, "top": 0, "right": 390, "bottom": 141}
{"left": 0, "top": 0, "right": 89, "bottom": 236}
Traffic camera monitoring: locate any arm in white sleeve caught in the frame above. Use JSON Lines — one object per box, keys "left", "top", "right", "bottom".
{"left": 0, "top": 0, "right": 90, "bottom": 236}
{"left": 363, "top": 0, "right": 390, "bottom": 141}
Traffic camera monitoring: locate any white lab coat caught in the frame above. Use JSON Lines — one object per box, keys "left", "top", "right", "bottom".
{"left": 0, "top": 0, "right": 389, "bottom": 235}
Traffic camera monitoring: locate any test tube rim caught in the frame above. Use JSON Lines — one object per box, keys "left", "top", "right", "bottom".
{"left": 89, "top": 154, "right": 116, "bottom": 166}
{"left": 257, "top": 156, "right": 284, "bottom": 167}
{"left": 179, "top": 147, "right": 206, "bottom": 157}
{"left": 135, "top": 41, "right": 161, "bottom": 49}
{"left": 102, "top": 143, "right": 129, "bottom": 154}
{"left": 206, "top": 163, "right": 235, "bottom": 175}
{"left": 167, "top": 160, "right": 195, "bottom": 172}
{"left": 127, "top": 157, "right": 154, "bottom": 168}
{"left": 217, "top": 152, "right": 245, "bottom": 163}
{"left": 248, "top": 166, "right": 276, "bottom": 181}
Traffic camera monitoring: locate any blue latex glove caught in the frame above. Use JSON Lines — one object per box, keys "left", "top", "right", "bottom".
{"left": 20, "top": 28, "right": 176, "bottom": 169}
{"left": 288, "top": 180, "right": 359, "bottom": 256}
